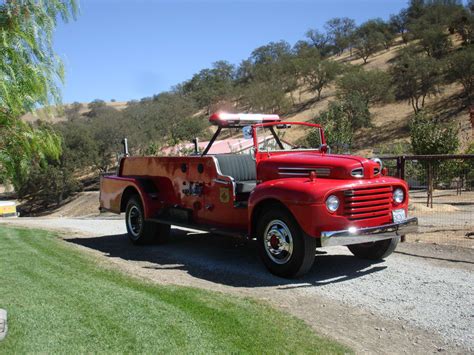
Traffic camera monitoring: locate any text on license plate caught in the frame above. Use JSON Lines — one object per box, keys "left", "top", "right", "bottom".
{"left": 392, "top": 209, "right": 406, "bottom": 223}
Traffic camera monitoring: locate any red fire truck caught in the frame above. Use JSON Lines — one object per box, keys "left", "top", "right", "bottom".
{"left": 100, "top": 113, "right": 418, "bottom": 277}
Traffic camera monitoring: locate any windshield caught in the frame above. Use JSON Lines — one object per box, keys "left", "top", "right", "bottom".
{"left": 254, "top": 122, "right": 324, "bottom": 153}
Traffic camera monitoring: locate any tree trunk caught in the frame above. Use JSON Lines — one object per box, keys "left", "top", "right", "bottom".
{"left": 414, "top": 96, "right": 421, "bottom": 114}
{"left": 410, "top": 97, "right": 418, "bottom": 114}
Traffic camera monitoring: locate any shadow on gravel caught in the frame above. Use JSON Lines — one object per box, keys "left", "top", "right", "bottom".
{"left": 395, "top": 250, "right": 474, "bottom": 265}
{"left": 66, "top": 228, "right": 387, "bottom": 288}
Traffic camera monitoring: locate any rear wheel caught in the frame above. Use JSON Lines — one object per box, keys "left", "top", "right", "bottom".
{"left": 125, "top": 196, "right": 170, "bottom": 245}
{"left": 347, "top": 237, "right": 399, "bottom": 260}
{"left": 257, "top": 207, "right": 317, "bottom": 278}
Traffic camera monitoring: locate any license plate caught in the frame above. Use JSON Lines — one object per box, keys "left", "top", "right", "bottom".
{"left": 392, "top": 209, "right": 406, "bottom": 223}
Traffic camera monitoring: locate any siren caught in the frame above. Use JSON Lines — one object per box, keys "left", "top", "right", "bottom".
{"left": 209, "top": 112, "right": 281, "bottom": 127}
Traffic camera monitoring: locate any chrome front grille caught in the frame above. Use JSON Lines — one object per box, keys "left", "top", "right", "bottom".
{"left": 278, "top": 167, "right": 331, "bottom": 177}
{"left": 344, "top": 185, "right": 393, "bottom": 220}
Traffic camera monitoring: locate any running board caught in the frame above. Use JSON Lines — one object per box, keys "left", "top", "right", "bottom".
{"left": 147, "top": 218, "right": 248, "bottom": 239}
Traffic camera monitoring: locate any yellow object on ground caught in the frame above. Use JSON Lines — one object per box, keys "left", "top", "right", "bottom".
{"left": 0, "top": 201, "right": 17, "bottom": 217}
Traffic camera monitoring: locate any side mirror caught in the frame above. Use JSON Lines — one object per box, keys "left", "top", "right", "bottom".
{"left": 242, "top": 125, "right": 253, "bottom": 140}
{"left": 371, "top": 157, "right": 383, "bottom": 170}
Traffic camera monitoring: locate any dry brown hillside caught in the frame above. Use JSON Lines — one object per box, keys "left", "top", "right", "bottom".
{"left": 22, "top": 100, "right": 128, "bottom": 123}
{"left": 282, "top": 39, "right": 472, "bottom": 156}
{"left": 22, "top": 39, "right": 472, "bottom": 156}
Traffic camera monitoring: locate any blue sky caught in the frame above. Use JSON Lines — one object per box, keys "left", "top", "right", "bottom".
{"left": 54, "top": 0, "right": 408, "bottom": 104}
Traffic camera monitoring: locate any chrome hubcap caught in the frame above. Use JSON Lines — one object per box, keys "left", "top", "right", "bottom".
{"left": 264, "top": 219, "right": 293, "bottom": 265}
{"left": 127, "top": 205, "right": 143, "bottom": 238}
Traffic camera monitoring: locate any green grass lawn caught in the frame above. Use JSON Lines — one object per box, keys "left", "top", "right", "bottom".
{"left": 0, "top": 226, "right": 350, "bottom": 354}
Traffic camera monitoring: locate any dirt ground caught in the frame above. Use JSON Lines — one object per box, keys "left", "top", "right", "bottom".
{"left": 1, "top": 217, "right": 473, "bottom": 354}
{"left": 47, "top": 191, "right": 101, "bottom": 218}
{"left": 409, "top": 190, "right": 474, "bottom": 248}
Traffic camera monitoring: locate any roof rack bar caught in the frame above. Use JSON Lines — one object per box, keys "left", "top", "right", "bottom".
{"left": 201, "top": 127, "right": 222, "bottom": 156}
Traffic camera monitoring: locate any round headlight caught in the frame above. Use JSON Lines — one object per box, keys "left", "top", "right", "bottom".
{"left": 326, "top": 195, "right": 340, "bottom": 212}
{"left": 393, "top": 188, "right": 404, "bottom": 204}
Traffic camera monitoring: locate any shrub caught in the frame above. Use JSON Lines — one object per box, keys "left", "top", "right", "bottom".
{"left": 313, "top": 102, "right": 354, "bottom": 153}
{"left": 341, "top": 92, "right": 371, "bottom": 129}
{"left": 410, "top": 112, "right": 459, "bottom": 155}
{"left": 337, "top": 68, "right": 392, "bottom": 107}
{"left": 409, "top": 112, "right": 460, "bottom": 188}
{"left": 18, "top": 163, "right": 80, "bottom": 209}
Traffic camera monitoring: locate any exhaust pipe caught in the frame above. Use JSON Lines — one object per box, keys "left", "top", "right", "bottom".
{"left": 122, "top": 138, "right": 129, "bottom": 157}
{"left": 192, "top": 138, "right": 199, "bottom": 155}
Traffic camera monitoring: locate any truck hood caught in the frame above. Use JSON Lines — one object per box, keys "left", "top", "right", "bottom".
{"left": 257, "top": 151, "right": 381, "bottom": 181}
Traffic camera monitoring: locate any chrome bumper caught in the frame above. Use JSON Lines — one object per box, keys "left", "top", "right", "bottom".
{"left": 320, "top": 217, "right": 418, "bottom": 247}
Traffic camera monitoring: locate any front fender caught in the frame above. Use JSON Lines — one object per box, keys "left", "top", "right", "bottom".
{"left": 248, "top": 178, "right": 325, "bottom": 237}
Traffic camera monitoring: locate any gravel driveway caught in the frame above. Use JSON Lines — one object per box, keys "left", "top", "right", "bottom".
{"left": 2, "top": 217, "right": 473, "bottom": 354}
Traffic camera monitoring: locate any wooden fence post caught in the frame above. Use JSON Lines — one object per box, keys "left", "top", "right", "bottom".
{"left": 396, "top": 157, "right": 402, "bottom": 179}
{"left": 400, "top": 156, "right": 406, "bottom": 181}
{"left": 426, "top": 162, "right": 434, "bottom": 208}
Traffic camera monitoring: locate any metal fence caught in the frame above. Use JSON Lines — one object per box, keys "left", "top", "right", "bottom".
{"left": 381, "top": 154, "right": 474, "bottom": 248}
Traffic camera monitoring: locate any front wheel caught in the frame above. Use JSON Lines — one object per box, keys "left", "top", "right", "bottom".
{"left": 347, "top": 237, "right": 399, "bottom": 260}
{"left": 125, "top": 196, "right": 170, "bottom": 245}
{"left": 257, "top": 207, "right": 317, "bottom": 278}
